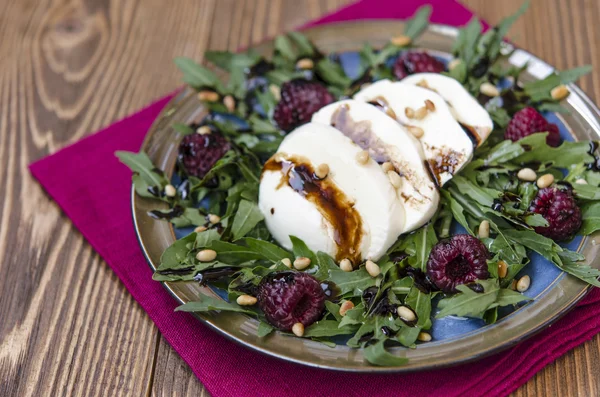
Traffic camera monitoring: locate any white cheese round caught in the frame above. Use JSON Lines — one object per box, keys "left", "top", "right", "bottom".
{"left": 259, "top": 122, "right": 405, "bottom": 262}
{"left": 402, "top": 73, "right": 494, "bottom": 144}
{"left": 354, "top": 79, "right": 475, "bottom": 186}
{"left": 312, "top": 99, "right": 439, "bottom": 232}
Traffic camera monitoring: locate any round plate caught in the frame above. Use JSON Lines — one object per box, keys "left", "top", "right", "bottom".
{"left": 133, "top": 20, "right": 600, "bottom": 372}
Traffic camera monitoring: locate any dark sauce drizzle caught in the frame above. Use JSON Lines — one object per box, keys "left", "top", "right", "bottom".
{"left": 148, "top": 205, "right": 184, "bottom": 220}
{"left": 263, "top": 155, "right": 363, "bottom": 264}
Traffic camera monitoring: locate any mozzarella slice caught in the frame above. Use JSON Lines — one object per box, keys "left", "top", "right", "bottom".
{"left": 402, "top": 73, "right": 494, "bottom": 144}
{"left": 312, "top": 99, "right": 439, "bottom": 232}
{"left": 259, "top": 122, "right": 405, "bottom": 262}
{"left": 354, "top": 79, "right": 475, "bottom": 186}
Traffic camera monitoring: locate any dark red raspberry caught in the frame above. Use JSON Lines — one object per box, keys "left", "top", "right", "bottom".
{"left": 426, "top": 234, "right": 490, "bottom": 293}
{"left": 392, "top": 52, "right": 446, "bottom": 79}
{"left": 178, "top": 129, "right": 230, "bottom": 178}
{"left": 257, "top": 271, "right": 326, "bottom": 331}
{"left": 528, "top": 187, "right": 582, "bottom": 241}
{"left": 505, "top": 107, "right": 561, "bottom": 147}
{"left": 272, "top": 79, "right": 334, "bottom": 132}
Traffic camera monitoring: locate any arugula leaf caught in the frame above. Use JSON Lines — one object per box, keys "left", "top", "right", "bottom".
{"left": 512, "top": 133, "right": 593, "bottom": 168}
{"left": 304, "top": 320, "right": 357, "bottom": 338}
{"left": 580, "top": 202, "right": 600, "bottom": 235}
{"left": 574, "top": 184, "right": 600, "bottom": 201}
{"left": 440, "top": 190, "right": 474, "bottom": 234}
{"left": 204, "top": 50, "right": 260, "bottom": 71}
{"left": 287, "top": 32, "right": 315, "bottom": 57}
{"left": 289, "top": 235, "right": 317, "bottom": 263}
{"left": 437, "top": 279, "right": 529, "bottom": 320}
{"left": 364, "top": 340, "right": 408, "bottom": 366}
{"left": 328, "top": 268, "right": 377, "bottom": 296}
{"left": 208, "top": 240, "right": 266, "bottom": 263}
{"left": 414, "top": 223, "right": 438, "bottom": 271}
{"left": 243, "top": 238, "right": 292, "bottom": 262}
{"left": 316, "top": 58, "right": 352, "bottom": 88}
{"left": 274, "top": 35, "right": 296, "bottom": 61}
{"left": 174, "top": 57, "right": 222, "bottom": 90}
{"left": 524, "top": 66, "right": 592, "bottom": 101}
{"left": 176, "top": 295, "right": 256, "bottom": 315}
{"left": 405, "top": 287, "right": 432, "bottom": 328}
{"left": 403, "top": 5, "right": 432, "bottom": 39}
{"left": 196, "top": 229, "right": 222, "bottom": 247}
{"left": 231, "top": 200, "right": 264, "bottom": 240}
{"left": 172, "top": 123, "right": 195, "bottom": 136}
{"left": 559, "top": 263, "right": 600, "bottom": 287}
{"left": 158, "top": 232, "right": 197, "bottom": 271}
{"left": 257, "top": 322, "right": 274, "bottom": 337}
{"left": 116, "top": 151, "right": 167, "bottom": 187}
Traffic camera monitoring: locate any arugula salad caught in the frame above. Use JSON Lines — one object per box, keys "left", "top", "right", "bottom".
{"left": 117, "top": 3, "right": 600, "bottom": 366}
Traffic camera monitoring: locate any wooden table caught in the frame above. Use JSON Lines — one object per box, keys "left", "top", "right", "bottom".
{"left": 1, "top": 0, "right": 599, "bottom": 395}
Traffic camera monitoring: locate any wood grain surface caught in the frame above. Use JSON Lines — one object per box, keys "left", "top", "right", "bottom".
{"left": 0, "top": 0, "right": 598, "bottom": 396}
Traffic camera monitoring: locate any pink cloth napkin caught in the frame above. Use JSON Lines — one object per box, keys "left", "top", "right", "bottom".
{"left": 30, "top": 1, "right": 600, "bottom": 396}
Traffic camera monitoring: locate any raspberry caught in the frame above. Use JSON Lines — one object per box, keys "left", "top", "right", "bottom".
{"left": 392, "top": 52, "right": 446, "bottom": 80}
{"left": 529, "top": 187, "right": 582, "bottom": 241}
{"left": 257, "top": 271, "right": 326, "bottom": 331}
{"left": 426, "top": 234, "right": 490, "bottom": 293}
{"left": 178, "top": 128, "right": 230, "bottom": 178}
{"left": 272, "top": 79, "right": 334, "bottom": 132}
{"left": 505, "top": 107, "right": 561, "bottom": 147}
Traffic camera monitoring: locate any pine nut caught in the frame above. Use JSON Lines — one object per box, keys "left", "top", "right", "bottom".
{"left": 382, "top": 162, "right": 395, "bottom": 173}
{"left": 448, "top": 59, "right": 462, "bottom": 71}
{"left": 296, "top": 58, "right": 314, "bottom": 69}
{"left": 517, "top": 168, "right": 537, "bottom": 182}
{"left": 405, "top": 107, "right": 416, "bottom": 118}
{"left": 417, "top": 332, "right": 432, "bottom": 342}
{"left": 356, "top": 150, "right": 370, "bottom": 165}
{"left": 196, "top": 126, "right": 212, "bottom": 135}
{"left": 196, "top": 249, "right": 217, "bottom": 262}
{"left": 236, "top": 295, "right": 257, "bottom": 306}
{"left": 391, "top": 35, "right": 411, "bottom": 47}
{"left": 480, "top": 82, "right": 500, "bottom": 97}
{"left": 551, "top": 85, "right": 570, "bottom": 101}
{"left": 424, "top": 99, "right": 436, "bottom": 112}
{"left": 575, "top": 178, "right": 588, "bottom": 185}
{"left": 293, "top": 257, "right": 311, "bottom": 270}
{"left": 388, "top": 171, "right": 403, "bottom": 189}
{"left": 281, "top": 258, "right": 292, "bottom": 268}
{"left": 397, "top": 306, "right": 417, "bottom": 322}
{"left": 339, "top": 300, "right": 355, "bottom": 316}
{"left": 208, "top": 214, "right": 221, "bottom": 224}
{"left": 164, "top": 184, "right": 177, "bottom": 197}
{"left": 339, "top": 258, "right": 353, "bottom": 272}
{"left": 478, "top": 220, "right": 490, "bottom": 239}
{"left": 414, "top": 106, "right": 428, "bottom": 120}
{"left": 537, "top": 174, "right": 554, "bottom": 189}
{"left": 198, "top": 90, "right": 219, "bottom": 102}
{"left": 194, "top": 225, "right": 207, "bottom": 233}
{"left": 292, "top": 322, "right": 304, "bottom": 337}
{"left": 416, "top": 79, "right": 430, "bottom": 89}
{"left": 269, "top": 84, "right": 281, "bottom": 101}
{"left": 517, "top": 275, "right": 531, "bottom": 292}
{"left": 223, "top": 95, "right": 236, "bottom": 112}
{"left": 407, "top": 126, "right": 424, "bottom": 139}
{"left": 314, "top": 163, "right": 330, "bottom": 179}
{"left": 365, "top": 260, "right": 380, "bottom": 277}
{"left": 498, "top": 260, "right": 508, "bottom": 278}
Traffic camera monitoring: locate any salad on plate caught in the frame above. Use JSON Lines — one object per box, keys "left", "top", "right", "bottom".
{"left": 117, "top": 3, "right": 600, "bottom": 366}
